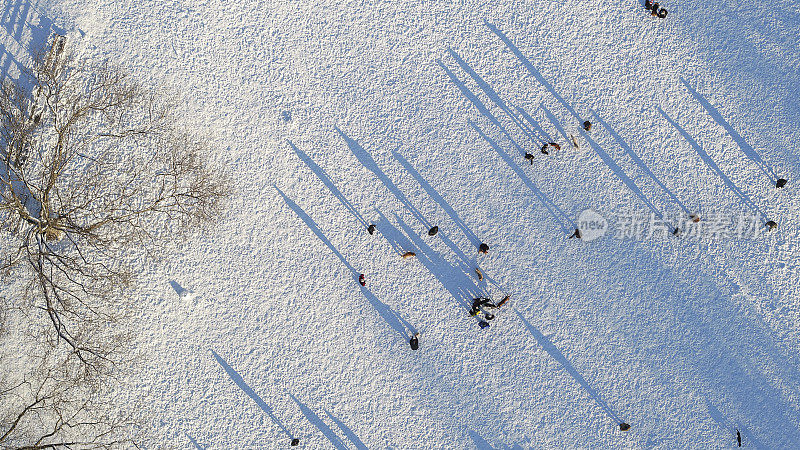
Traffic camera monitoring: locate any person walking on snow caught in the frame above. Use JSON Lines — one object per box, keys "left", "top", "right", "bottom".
{"left": 409, "top": 332, "right": 419, "bottom": 350}
{"left": 525, "top": 152, "right": 534, "bottom": 164}
{"left": 583, "top": 120, "right": 592, "bottom": 131}
{"left": 478, "top": 243, "right": 489, "bottom": 254}
{"left": 569, "top": 228, "right": 582, "bottom": 239}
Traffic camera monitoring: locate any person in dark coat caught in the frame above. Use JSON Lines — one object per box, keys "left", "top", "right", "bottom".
{"left": 409, "top": 332, "right": 419, "bottom": 350}
{"left": 359, "top": 274, "right": 366, "bottom": 286}
{"left": 766, "top": 220, "right": 777, "bottom": 231}
{"left": 736, "top": 429, "right": 741, "bottom": 447}
{"left": 470, "top": 297, "right": 496, "bottom": 319}
{"left": 776, "top": 178, "right": 787, "bottom": 188}
{"left": 651, "top": 2, "right": 660, "bottom": 15}
{"left": 619, "top": 423, "right": 630, "bottom": 431}
{"left": 644, "top": 0, "right": 653, "bottom": 9}
{"left": 479, "top": 243, "right": 489, "bottom": 254}
{"left": 291, "top": 438, "right": 300, "bottom": 446}
{"left": 540, "top": 143, "right": 549, "bottom": 155}
{"left": 569, "top": 228, "right": 581, "bottom": 239}
{"left": 428, "top": 226, "right": 439, "bottom": 236}
{"left": 367, "top": 224, "right": 376, "bottom": 234}
{"left": 583, "top": 120, "right": 592, "bottom": 131}
{"left": 525, "top": 152, "right": 534, "bottom": 164}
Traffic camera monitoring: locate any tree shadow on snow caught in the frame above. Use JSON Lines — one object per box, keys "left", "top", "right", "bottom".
{"left": 0, "top": 0, "right": 68, "bottom": 87}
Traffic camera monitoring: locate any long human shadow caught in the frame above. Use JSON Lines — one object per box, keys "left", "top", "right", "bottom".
{"left": 210, "top": 350, "right": 297, "bottom": 442}
{"left": 704, "top": 398, "right": 767, "bottom": 449}
{"left": 485, "top": 19, "right": 670, "bottom": 223}
{"left": 275, "top": 185, "right": 358, "bottom": 277}
{"left": 374, "top": 207, "right": 482, "bottom": 285}
{"left": 656, "top": 107, "right": 768, "bottom": 221}
{"left": 359, "top": 282, "right": 416, "bottom": 342}
{"left": 514, "top": 103, "right": 553, "bottom": 143}
{"left": 469, "top": 120, "right": 575, "bottom": 234}
{"left": 543, "top": 103, "right": 669, "bottom": 225}
{"left": 484, "top": 20, "right": 582, "bottom": 124}
{"left": 446, "top": 47, "right": 541, "bottom": 146}
{"left": 680, "top": 77, "right": 779, "bottom": 183}
{"left": 324, "top": 409, "right": 369, "bottom": 450}
{"left": 287, "top": 139, "right": 369, "bottom": 231}
{"left": 185, "top": 432, "right": 206, "bottom": 450}
{"left": 592, "top": 110, "right": 692, "bottom": 216}
{"left": 390, "top": 152, "right": 493, "bottom": 285}
{"left": 288, "top": 394, "right": 347, "bottom": 450}
{"left": 514, "top": 311, "right": 624, "bottom": 425}
{"left": 276, "top": 187, "right": 415, "bottom": 340}
{"left": 539, "top": 103, "right": 572, "bottom": 146}
{"left": 437, "top": 58, "right": 528, "bottom": 157}
{"left": 392, "top": 150, "right": 481, "bottom": 249}
{"left": 334, "top": 126, "right": 435, "bottom": 233}
{"left": 380, "top": 211, "right": 477, "bottom": 312}
{"left": 467, "top": 429, "right": 497, "bottom": 449}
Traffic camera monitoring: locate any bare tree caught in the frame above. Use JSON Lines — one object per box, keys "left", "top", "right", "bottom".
{"left": 0, "top": 36, "right": 229, "bottom": 448}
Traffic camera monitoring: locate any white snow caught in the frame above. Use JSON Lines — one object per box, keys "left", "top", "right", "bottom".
{"left": 5, "top": 0, "right": 800, "bottom": 447}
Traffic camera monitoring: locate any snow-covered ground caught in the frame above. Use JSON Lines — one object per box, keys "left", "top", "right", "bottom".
{"left": 4, "top": 0, "right": 800, "bottom": 447}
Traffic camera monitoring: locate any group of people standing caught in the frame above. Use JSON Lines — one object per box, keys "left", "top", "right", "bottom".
{"left": 644, "top": 0, "right": 668, "bottom": 18}
{"left": 359, "top": 220, "right": 507, "bottom": 347}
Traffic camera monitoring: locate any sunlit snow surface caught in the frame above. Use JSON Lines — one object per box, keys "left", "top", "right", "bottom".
{"left": 4, "top": 0, "right": 799, "bottom": 447}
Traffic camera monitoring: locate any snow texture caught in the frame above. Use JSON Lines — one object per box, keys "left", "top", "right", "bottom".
{"left": 3, "top": 0, "right": 800, "bottom": 448}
